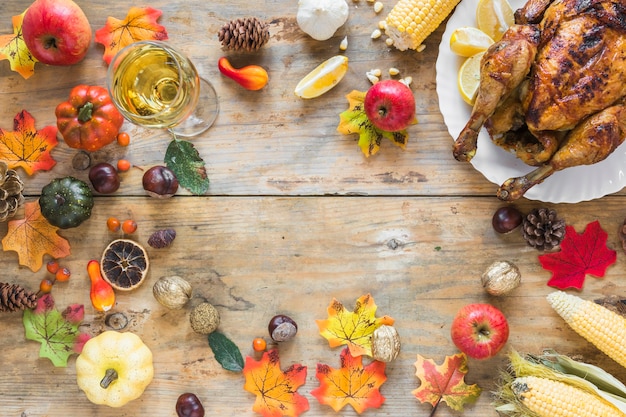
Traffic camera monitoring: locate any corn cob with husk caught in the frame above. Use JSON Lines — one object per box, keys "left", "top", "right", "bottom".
{"left": 384, "top": 0, "right": 463, "bottom": 51}
{"left": 495, "top": 351, "right": 626, "bottom": 416}
{"left": 547, "top": 291, "right": 626, "bottom": 369}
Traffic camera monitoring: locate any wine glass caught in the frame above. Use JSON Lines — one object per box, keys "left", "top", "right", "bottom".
{"left": 106, "top": 41, "right": 219, "bottom": 137}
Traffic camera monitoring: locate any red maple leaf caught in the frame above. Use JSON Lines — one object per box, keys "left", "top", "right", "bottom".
{"left": 311, "top": 346, "right": 387, "bottom": 414}
{"left": 243, "top": 349, "right": 309, "bottom": 417}
{"left": 539, "top": 220, "right": 616, "bottom": 290}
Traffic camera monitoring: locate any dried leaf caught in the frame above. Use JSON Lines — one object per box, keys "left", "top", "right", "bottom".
{"left": 0, "top": 110, "right": 58, "bottom": 175}
{"left": 2, "top": 200, "right": 71, "bottom": 271}
{"left": 311, "top": 346, "right": 387, "bottom": 414}
{"left": 165, "top": 139, "right": 209, "bottom": 195}
{"left": 0, "top": 11, "right": 37, "bottom": 79}
{"left": 412, "top": 353, "right": 481, "bottom": 413}
{"left": 23, "top": 294, "right": 87, "bottom": 367}
{"left": 539, "top": 220, "right": 616, "bottom": 290}
{"left": 337, "top": 90, "right": 410, "bottom": 157}
{"left": 316, "top": 293, "right": 394, "bottom": 357}
{"left": 208, "top": 331, "right": 244, "bottom": 372}
{"left": 94, "top": 7, "right": 169, "bottom": 64}
{"left": 243, "top": 349, "right": 309, "bottom": 417}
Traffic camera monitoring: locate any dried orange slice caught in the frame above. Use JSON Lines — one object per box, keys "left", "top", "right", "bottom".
{"left": 294, "top": 55, "right": 349, "bottom": 99}
{"left": 100, "top": 239, "right": 150, "bottom": 291}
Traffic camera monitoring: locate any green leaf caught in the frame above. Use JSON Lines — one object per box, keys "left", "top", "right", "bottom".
{"left": 22, "top": 294, "right": 83, "bottom": 367}
{"left": 165, "top": 139, "right": 210, "bottom": 195}
{"left": 208, "top": 331, "right": 244, "bottom": 372}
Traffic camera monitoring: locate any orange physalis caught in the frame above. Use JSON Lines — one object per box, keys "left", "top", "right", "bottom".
{"left": 2, "top": 200, "right": 71, "bottom": 272}
{"left": 316, "top": 293, "right": 394, "bottom": 357}
{"left": 243, "top": 349, "right": 309, "bottom": 417}
{"left": 0, "top": 110, "right": 58, "bottom": 175}
{"left": 0, "top": 11, "right": 37, "bottom": 79}
{"left": 94, "top": 7, "right": 169, "bottom": 64}
{"left": 412, "top": 353, "right": 482, "bottom": 413}
{"left": 311, "top": 347, "right": 387, "bottom": 414}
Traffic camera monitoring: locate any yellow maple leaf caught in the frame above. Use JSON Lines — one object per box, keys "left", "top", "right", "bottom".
{"left": 316, "top": 294, "right": 394, "bottom": 357}
{"left": 0, "top": 11, "right": 38, "bottom": 79}
{"left": 2, "top": 200, "right": 71, "bottom": 271}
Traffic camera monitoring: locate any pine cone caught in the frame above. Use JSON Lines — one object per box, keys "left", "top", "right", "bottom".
{"left": 0, "top": 282, "right": 37, "bottom": 312}
{"left": 521, "top": 207, "right": 566, "bottom": 250}
{"left": 218, "top": 17, "right": 270, "bottom": 52}
{"left": 0, "top": 161, "right": 24, "bottom": 222}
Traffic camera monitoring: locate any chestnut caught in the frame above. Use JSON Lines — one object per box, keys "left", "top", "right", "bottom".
{"left": 89, "top": 162, "right": 120, "bottom": 194}
{"left": 142, "top": 165, "right": 179, "bottom": 198}
{"left": 176, "top": 392, "right": 205, "bottom": 417}
{"left": 268, "top": 314, "right": 298, "bottom": 342}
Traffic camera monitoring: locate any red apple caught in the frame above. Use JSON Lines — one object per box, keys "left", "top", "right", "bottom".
{"left": 363, "top": 79, "right": 416, "bottom": 132}
{"left": 22, "top": 0, "right": 92, "bottom": 66}
{"left": 450, "top": 303, "right": 509, "bottom": 360}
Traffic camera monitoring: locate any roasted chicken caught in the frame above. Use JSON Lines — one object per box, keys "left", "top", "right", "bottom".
{"left": 452, "top": 0, "right": 626, "bottom": 200}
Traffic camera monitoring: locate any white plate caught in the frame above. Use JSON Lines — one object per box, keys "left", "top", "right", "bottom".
{"left": 436, "top": 0, "right": 626, "bottom": 203}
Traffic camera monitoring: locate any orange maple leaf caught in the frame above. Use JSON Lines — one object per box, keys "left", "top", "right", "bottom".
{"left": 243, "top": 349, "right": 309, "bottom": 417}
{"left": 316, "top": 293, "right": 394, "bottom": 357}
{"left": 2, "top": 200, "right": 71, "bottom": 272}
{"left": 311, "top": 346, "right": 387, "bottom": 414}
{"left": 412, "top": 353, "right": 481, "bottom": 414}
{"left": 0, "top": 11, "right": 38, "bottom": 79}
{"left": 94, "top": 7, "right": 169, "bottom": 64}
{"left": 0, "top": 110, "right": 58, "bottom": 175}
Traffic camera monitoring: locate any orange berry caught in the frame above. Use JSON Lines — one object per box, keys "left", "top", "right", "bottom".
{"left": 107, "top": 217, "right": 121, "bottom": 232}
{"left": 117, "top": 159, "right": 131, "bottom": 172}
{"left": 55, "top": 267, "right": 71, "bottom": 282}
{"left": 46, "top": 260, "right": 60, "bottom": 274}
{"left": 116, "top": 132, "right": 131, "bottom": 147}
{"left": 252, "top": 337, "right": 267, "bottom": 352}
{"left": 122, "top": 219, "right": 138, "bottom": 234}
{"left": 39, "top": 278, "right": 54, "bottom": 294}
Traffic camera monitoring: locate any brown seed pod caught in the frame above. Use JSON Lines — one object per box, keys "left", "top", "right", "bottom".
{"left": 147, "top": 228, "right": 176, "bottom": 249}
{"left": 189, "top": 302, "right": 220, "bottom": 335}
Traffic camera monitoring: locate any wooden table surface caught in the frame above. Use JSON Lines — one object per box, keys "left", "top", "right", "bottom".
{"left": 2, "top": 1, "right": 626, "bottom": 416}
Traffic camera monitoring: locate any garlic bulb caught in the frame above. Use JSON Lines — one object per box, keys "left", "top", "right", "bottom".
{"left": 297, "top": 0, "right": 349, "bottom": 41}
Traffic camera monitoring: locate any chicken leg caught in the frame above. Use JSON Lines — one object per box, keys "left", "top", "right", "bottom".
{"left": 497, "top": 102, "right": 626, "bottom": 201}
{"left": 453, "top": 24, "right": 540, "bottom": 162}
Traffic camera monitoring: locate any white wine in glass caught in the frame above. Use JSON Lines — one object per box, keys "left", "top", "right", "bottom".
{"left": 107, "top": 41, "right": 218, "bottom": 137}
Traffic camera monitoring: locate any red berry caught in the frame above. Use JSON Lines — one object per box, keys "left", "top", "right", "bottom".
{"left": 39, "top": 278, "right": 54, "bottom": 294}
{"left": 252, "top": 337, "right": 267, "bottom": 352}
{"left": 107, "top": 217, "right": 121, "bottom": 232}
{"left": 122, "top": 219, "right": 137, "bottom": 234}
{"left": 55, "top": 267, "right": 71, "bottom": 282}
{"left": 46, "top": 260, "right": 60, "bottom": 274}
{"left": 116, "top": 132, "right": 131, "bottom": 147}
{"left": 117, "top": 159, "right": 131, "bottom": 172}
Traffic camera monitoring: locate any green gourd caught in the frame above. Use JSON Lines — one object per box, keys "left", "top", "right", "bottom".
{"left": 39, "top": 177, "right": 94, "bottom": 229}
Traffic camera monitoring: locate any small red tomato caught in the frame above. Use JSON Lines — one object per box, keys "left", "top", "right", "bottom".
{"left": 116, "top": 132, "right": 131, "bottom": 147}
{"left": 106, "top": 217, "right": 121, "bottom": 232}
{"left": 252, "top": 337, "right": 267, "bottom": 352}
{"left": 55, "top": 267, "right": 71, "bottom": 282}
{"left": 122, "top": 219, "right": 138, "bottom": 234}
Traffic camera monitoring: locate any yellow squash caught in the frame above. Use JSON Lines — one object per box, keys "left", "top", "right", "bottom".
{"left": 75, "top": 331, "right": 154, "bottom": 407}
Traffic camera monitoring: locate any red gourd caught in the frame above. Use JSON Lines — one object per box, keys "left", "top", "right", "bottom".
{"left": 87, "top": 260, "right": 115, "bottom": 312}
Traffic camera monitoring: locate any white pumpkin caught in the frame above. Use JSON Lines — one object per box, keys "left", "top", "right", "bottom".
{"left": 297, "top": 0, "right": 350, "bottom": 41}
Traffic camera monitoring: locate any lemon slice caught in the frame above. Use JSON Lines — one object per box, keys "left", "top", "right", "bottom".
{"left": 458, "top": 51, "right": 485, "bottom": 105}
{"left": 294, "top": 55, "right": 349, "bottom": 99}
{"left": 450, "top": 27, "right": 494, "bottom": 57}
{"left": 476, "top": 0, "right": 514, "bottom": 41}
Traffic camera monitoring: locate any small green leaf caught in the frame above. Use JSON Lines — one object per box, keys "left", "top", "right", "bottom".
{"left": 165, "top": 139, "right": 210, "bottom": 195}
{"left": 208, "top": 331, "right": 244, "bottom": 372}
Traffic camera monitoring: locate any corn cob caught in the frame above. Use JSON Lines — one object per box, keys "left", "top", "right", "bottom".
{"left": 547, "top": 291, "right": 626, "bottom": 369}
{"left": 511, "top": 376, "right": 626, "bottom": 417}
{"left": 384, "top": 0, "right": 462, "bottom": 51}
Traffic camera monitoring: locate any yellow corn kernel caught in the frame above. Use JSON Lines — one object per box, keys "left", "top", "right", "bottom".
{"left": 547, "top": 291, "right": 626, "bottom": 369}
{"left": 511, "top": 376, "right": 625, "bottom": 417}
{"left": 385, "top": 0, "right": 463, "bottom": 51}
{"left": 371, "top": 29, "right": 382, "bottom": 39}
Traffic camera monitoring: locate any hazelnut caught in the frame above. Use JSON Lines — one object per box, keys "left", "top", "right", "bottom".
{"left": 481, "top": 260, "right": 521, "bottom": 296}
{"left": 142, "top": 165, "right": 179, "bottom": 198}
{"left": 268, "top": 314, "right": 298, "bottom": 342}
{"left": 189, "top": 302, "right": 220, "bottom": 334}
{"left": 153, "top": 276, "right": 192, "bottom": 309}
{"left": 371, "top": 324, "right": 401, "bottom": 362}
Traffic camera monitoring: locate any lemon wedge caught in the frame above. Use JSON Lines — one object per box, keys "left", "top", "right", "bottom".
{"left": 476, "top": 0, "right": 514, "bottom": 41}
{"left": 294, "top": 55, "right": 349, "bottom": 99}
{"left": 458, "top": 51, "right": 485, "bottom": 105}
{"left": 450, "top": 27, "right": 494, "bottom": 57}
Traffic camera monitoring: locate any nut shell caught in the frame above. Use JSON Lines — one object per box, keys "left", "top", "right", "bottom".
{"left": 481, "top": 260, "right": 521, "bottom": 296}
{"left": 189, "top": 302, "right": 220, "bottom": 335}
{"left": 153, "top": 276, "right": 192, "bottom": 309}
{"left": 371, "top": 324, "right": 401, "bottom": 362}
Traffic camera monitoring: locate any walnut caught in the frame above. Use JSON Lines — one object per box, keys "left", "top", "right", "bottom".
{"left": 371, "top": 325, "right": 401, "bottom": 362}
{"left": 152, "top": 276, "right": 192, "bottom": 309}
